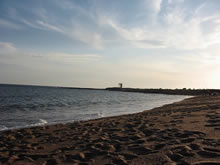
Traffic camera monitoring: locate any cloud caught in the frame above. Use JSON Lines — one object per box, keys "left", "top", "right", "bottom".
{"left": 29, "top": 20, "right": 104, "bottom": 49}
{"left": 144, "top": 0, "right": 162, "bottom": 15}
{"left": 53, "top": 0, "right": 94, "bottom": 19}
{"left": 177, "top": 44, "right": 220, "bottom": 66}
{"left": 0, "top": 42, "right": 17, "bottom": 53}
{"left": 3, "top": 0, "right": 220, "bottom": 51}
{"left": 168, "top": 0, "right": 184, "bottom": 4}
{"left": 36, "top": 20, "right": 63, "bottom": 33}
{"left": 44, "top": 52, "right": 102, "bottom": 63}
{"left": 0, "top": 42, "right": 19, "bottom": 63}
{"left": 0, "top": 41, "right": 102, "bottom": 64}
{"left": 21, "top": 19, "right": 45, "bottom": 30}
{"left": 105, "top": 19, "right": 166, "bottom": 48}
{"left": 104, "top": 4, "right": 220, "bottom": 50}
{"left": 20, "top": 19, "right": 104, "bottom": 49}
{"left": 6, "top": 2, "right": 104, "bottom": 49}
{"left": 151, "top": 0, "right": 163, "bottom": 13}
{"left": 69, "top": 25, "right": 103, "bottom": 49}
{"left": 141, "top": 0, "right": 163, "bottom": 24}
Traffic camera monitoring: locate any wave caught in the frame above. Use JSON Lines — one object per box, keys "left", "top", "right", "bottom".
{"left": 29, "top": 119, "right": 48, "bottom": 127}
{"left": 0, "top": 119, "right": 48, "bottom": 132}
{"left": 82, "top": 112, "right": 104, "bottom": 120}
{"left": 0, "top": 125, "right": 8, "bottom": 131}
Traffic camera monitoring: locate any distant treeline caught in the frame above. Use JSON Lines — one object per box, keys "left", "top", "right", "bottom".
{"left": 106, "top": 87, "right": 220, "bottom": 96}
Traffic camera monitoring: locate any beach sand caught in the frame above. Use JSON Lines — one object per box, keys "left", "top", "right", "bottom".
{"left": 0, "top": 95, "right": 220, "bottom": 165}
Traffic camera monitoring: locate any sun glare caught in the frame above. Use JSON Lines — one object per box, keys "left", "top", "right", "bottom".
{"left": 208, "top": 69, "right": 220, "bottom": 89}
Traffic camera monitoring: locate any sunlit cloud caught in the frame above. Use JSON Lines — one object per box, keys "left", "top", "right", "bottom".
{"left": 23, "top": 19, "right": 104, "bottom": 49}
{"left": 6, "top": 3, "right": 104, "bottom": 49}
{"left": 104, "top": 3, "right": 220, "bottom": 50}
{"left": 0, "top": 42, "right": 17, "bottom": 53}
{"left": 1, "top": 0, "right": 220, "bottom": 88}
{"left": 145, "top": 0, "right": 162, "bottom": 14}
{"left": 0, "top": 42, "right": 102, "bottom": 64}
{"left": 5, "top": 0, "right": 220, "bottom": 50}
{"left": 168, "top": 0, "right": 184, "bottom": 4}
{"left": 36, "top": 20, "right": 63, "bottom": 33}
{"left": 43, "top": 52, "right": 103, "bottom": 63}
{"left": 21, "top": 19, "right": 45, "bottom": 30}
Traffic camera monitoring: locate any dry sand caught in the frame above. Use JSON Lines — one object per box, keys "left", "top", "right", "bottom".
{"left": 0, "top": 95, "right": 220, "bottom": 165}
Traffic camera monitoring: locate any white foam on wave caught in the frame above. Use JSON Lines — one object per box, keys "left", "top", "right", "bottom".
{"left": 40, "top": 119, "right": 48, "bottom": 124}
{"left": 0, "top": 119, "right": 48, "bottom": 132}
{"left": 98, "top": 111, "right": 104, "bottom": 117}
{"left": 0, "top": 125, "right": 9, "bottom": 131}
{"left": 30, "top": 119, "right": 48, "bottom": 127}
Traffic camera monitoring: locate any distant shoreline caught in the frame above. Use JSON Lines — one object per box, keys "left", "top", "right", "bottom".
{"left": 0, "top": 83, "right": 104, "bottom": 91}
{"left": 1, "top": 83, "right": 220, "bottom": 95}
{"left": 106, "top": 87, "right": 220, "bottom": 96}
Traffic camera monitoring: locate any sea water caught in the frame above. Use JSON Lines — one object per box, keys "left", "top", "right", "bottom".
{"left": 0, "top": 84, "right": 190, "bottom": 131}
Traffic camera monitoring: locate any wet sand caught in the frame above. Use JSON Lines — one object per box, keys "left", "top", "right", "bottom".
{"left": 0, "top": 95, "right": 220, "bottom": 165}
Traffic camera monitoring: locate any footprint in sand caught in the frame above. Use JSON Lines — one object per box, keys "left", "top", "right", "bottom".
{"left": 193, "top": 161, "right": 220, "bottom": 165}
{"left": 205, "top": 112, "right": 220, "bottom": 130}
{"left": 197, "top": 147, "right": 220, "bottom": 158}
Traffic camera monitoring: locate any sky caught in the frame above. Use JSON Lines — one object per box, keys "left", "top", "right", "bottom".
{"left": 1, "top": 0, "right": 220, "bottom": 89}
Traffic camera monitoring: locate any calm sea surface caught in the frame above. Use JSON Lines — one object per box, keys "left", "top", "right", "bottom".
{"left": 0, "top": 84, "right": 190, "bottom": 131}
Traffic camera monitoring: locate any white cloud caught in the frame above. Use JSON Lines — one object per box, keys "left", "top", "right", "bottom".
{"left": 168, "top": 0, "right": 184, "bottom": 4}
{"left": 144, "top": 0, "right": 162, "bottom": 14}
{"left": 0, "top": 42, "right": 17, "bottom": 53}
{"left": 29, "top": 19, "right": 103, "bottom": 49}
{"left": 44, "top": 52, "right": 102, "bottom": 63}
{"left": 68, "top": 24, "right": 103, "bottom": 50}
{"left": 36, "top": 20, "right": 63, "bottom": 33}
{"left": 0, "top": 42, "right": 102, "bottom": 64}
{"left": 106, "top": 19, "right": 165, "bottom": 48}
{"left": 105, "top": 5, "right": 220, "bottom": 50}
{"left": 19, "top": 18, "right": 104, "bottom": 49}
{"left": 6, "top": 3, "right": 104, "bottom": 50}
{"left": 21, "top": 19, "right": 46, "bottom": 30}
{"left": 3, "top": 1, "right": 220, "bottom": 51}
{"left": 152, "top": 0, "right": 163, "bottom": 13}
{"left": 53, "top": 0, "right": 95, "bottom": 19}
{"left": 142, "top": 0, "right": 163, "bottom": 22}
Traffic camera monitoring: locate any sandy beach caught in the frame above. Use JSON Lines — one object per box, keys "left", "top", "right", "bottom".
{"left": 0, "top": 95, "right": 220, "bottom": 165}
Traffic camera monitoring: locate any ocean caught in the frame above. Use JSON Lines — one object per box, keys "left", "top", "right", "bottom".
{"left": 0, "top": 84, "right": 190, "bottom": 131}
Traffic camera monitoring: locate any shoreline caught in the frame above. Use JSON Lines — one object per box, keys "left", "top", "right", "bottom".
{"left": 106, "top": 87, "right": 220, "bottom": 96}
{"left": 0, "top": 96, "right": 189, "bottom": 132}
{"left": 1, "top": 95, "right": 220, "bottom": 164}
{"left": 0, "top": 94, "right": 190, "bottom": 132}
{"left": 2, "top": 84, "right": 220, "bottom": 96}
